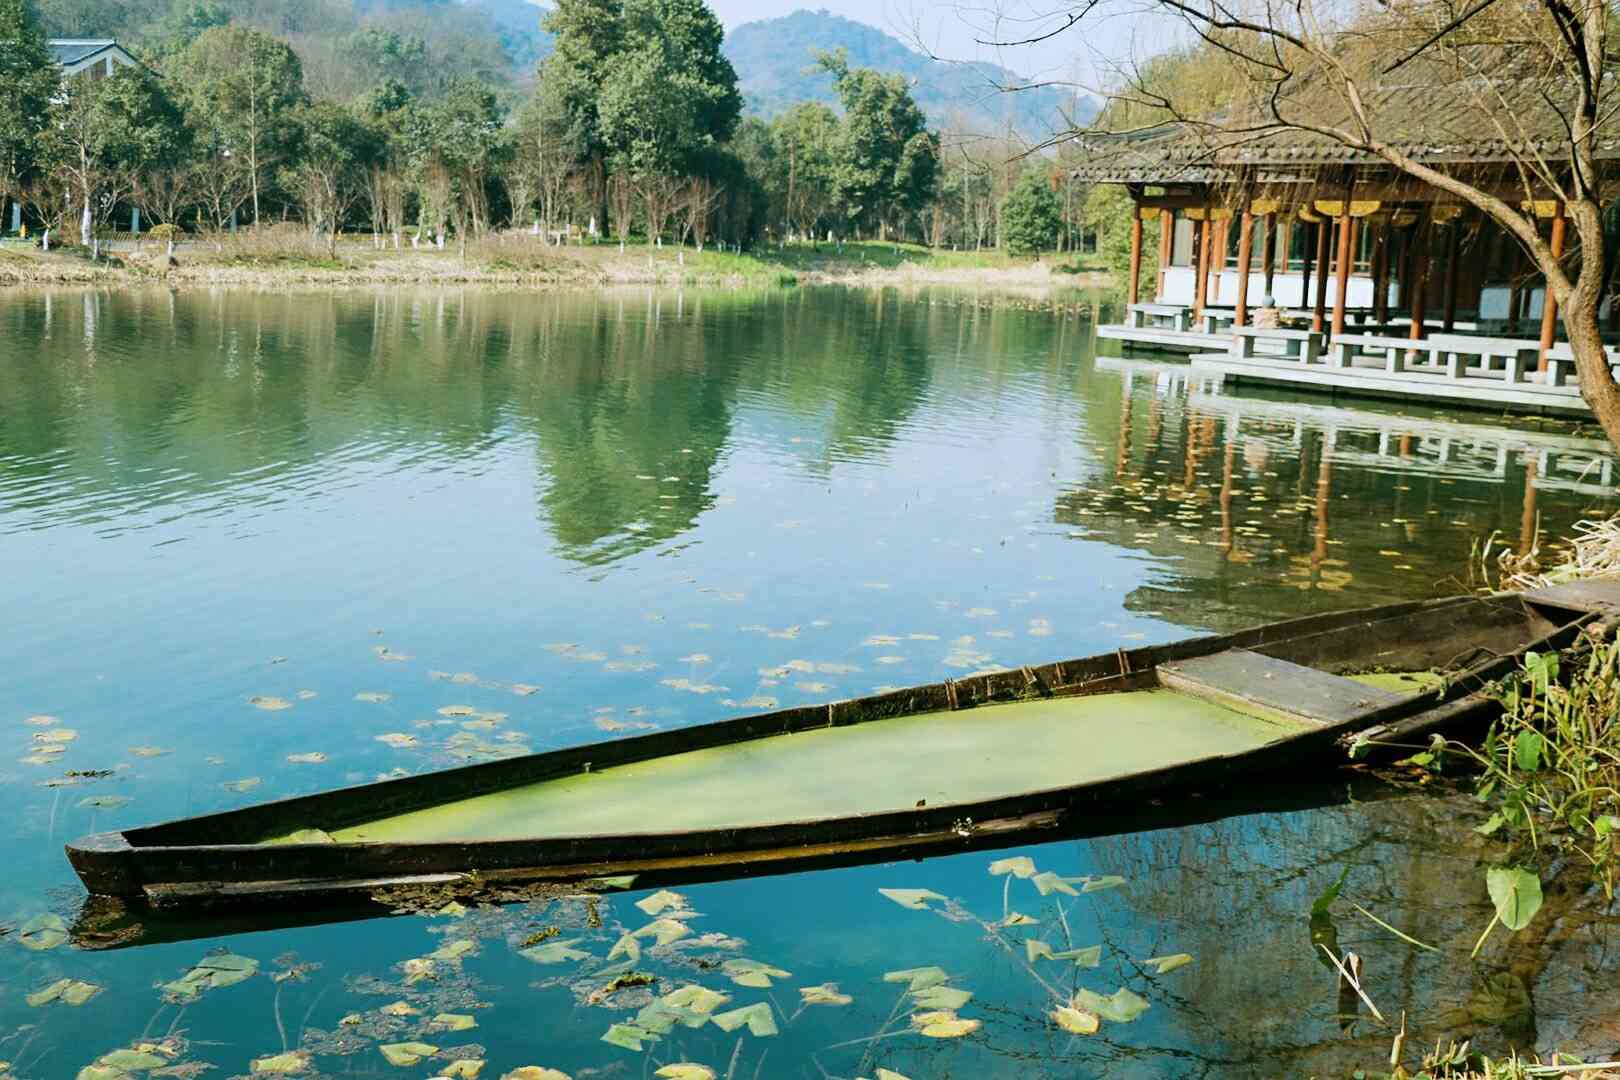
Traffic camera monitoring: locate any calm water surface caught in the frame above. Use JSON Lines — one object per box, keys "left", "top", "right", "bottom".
{"left": 3, "top": 286, "right": 1618, "bottom": 1079}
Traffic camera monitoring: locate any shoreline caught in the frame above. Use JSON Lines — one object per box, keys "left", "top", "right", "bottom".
{"left": 0, "top": 242, "right": 1114, "bottom": 294}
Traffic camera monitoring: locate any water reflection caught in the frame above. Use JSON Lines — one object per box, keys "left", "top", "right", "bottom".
{"left": 2, "top": 285, "right": 1619, "bottom": 1079}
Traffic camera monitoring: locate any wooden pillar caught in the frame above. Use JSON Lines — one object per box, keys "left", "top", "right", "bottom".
{"left": 1208, "top": 216, "right": 1230, "bottom": 306}
{"left": 1261, "top": 212, "right": 1278, "bottom": 297}
{"left": 1234, "top": 211, "right": 1254, "bottom": 327}
{"left": 1442, "top": 223, "right": 1461, "bottom": 332}
{"left": 1409, "top": 220, "right": 1430, "bottom": 341}
{"left": 1539, "top": 212, "right": 1567, "bottom": 369}
{"left": 1128, "top": 212, "right": 1144, "bottom": 307}
{"left": 1156, "top": 209, "right": 1172, "bottom": 300}
{"left": 1330, "top": 212, "right": 1354, "bottom": 337}
{"left": 1311, "top": 218, "right": 1330, "bottom": 332}
{"left": 1372, "top": 225, "right": 1390, "bottom": 326}
{"left": 1193, "top": 216, "right": 1211, "bottom": 318}
{"left": 1300, "top": 218, "right": 1315, "bottom": 312}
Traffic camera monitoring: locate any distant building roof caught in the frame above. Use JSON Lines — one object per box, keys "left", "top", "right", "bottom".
{"left": 48, "top": 39, "right": 141, "bottom": 75}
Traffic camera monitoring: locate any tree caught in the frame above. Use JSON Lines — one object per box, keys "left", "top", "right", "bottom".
{"left": 817, "top": 50, "right": 939, "bottom": 241}
{"left": 511, "top": 77, "right": 578, "bottom": 238}
{"left": 0, "top": 0, "right": 59, "bottom": 228}
{"left": 180, "top": 25, "right": 306, "bottom": 226}
{"left": 542, "top": 0, "right": 624, "bottom": 231}
{"left": 1000, "top": 167, "right": 1061, "bottom": 256}
{"left": 771, "top": 103, "right": 840, "bottom": 243}
{"left": 283, "top": 101, "right": 380, "bottom": 254}
{"left": 1057, "top": 0, "right": 1620, "bottom": 449}
{"left": 360, "top": 79, "right": 414, "bottom": 241}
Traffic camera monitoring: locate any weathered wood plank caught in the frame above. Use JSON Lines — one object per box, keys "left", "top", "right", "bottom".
{"left": 1158, "top": 649, "right": 1401, "bottom": 727}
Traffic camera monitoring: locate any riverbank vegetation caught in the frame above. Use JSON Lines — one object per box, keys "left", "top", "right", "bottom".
{"left": 0, "top": 0, "right": 1108, "bottom": 269}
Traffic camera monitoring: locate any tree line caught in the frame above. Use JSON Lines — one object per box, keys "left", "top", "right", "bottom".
{"left": 0, "top": 0, "right": 1097, "bottom": 255}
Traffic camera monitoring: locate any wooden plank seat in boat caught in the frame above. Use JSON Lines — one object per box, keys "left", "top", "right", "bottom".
{"left": 1158, "top": 649, "right": 1402, "bottom": 726}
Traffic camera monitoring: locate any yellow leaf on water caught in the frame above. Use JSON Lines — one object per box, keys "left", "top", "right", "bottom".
{"left": 250, "top": 1052, "right": 310, "bottom": 1075}
{"left": 710, "top": 1002, "right": 778, "bottom": 1037}
{"left": 1144, "top": 953, "right": 1193, "bottom": 974}
{"left": 632, "top": 918, "right": 691, "bottom": 946}
{"left": 430, "top": 1014, "right": 477, "bottom": 1032}
{"left": 500, "top": 1069, "right": 568, "bottom": 1080}
{"left": 635, "top": 890, "right": 687, "bottom": 916}
{"left": 1031, "top": 871, "right": 1079, "bottom": 897}
{"left": 1000, "top": 912, "right": 1038, "bottom": 927}
{"left": 988, "top": 856, "right": 1036, "bottom": 878}
{"left": 379, "top": 1001, "right": 417, "bottom": 1017}
{"left": 918, "top": 1017, "right": 981, "bottom": 1038}
{"left": 375, "top": 733, "right": 418, "bottom": 749}
{"left": 654, "top": 1067, "right": 716, "bottom": 1080}
{"left": 878, "top": 888, "right": 945, "bottom": 910}
{"left": 875, "top": 1070, "right": 913, "bottom": 1080}
{"left": 798, "top": 983, "right": 852, "bottom": 1006}
{"left": 661, "top": 985, "right": 729, "bottom": 1014}
{"left": 430, "top": 939, "right": 475, "bottom": 961}
{"left": 286, "top": 753, "right": 326, "bottom": 765}
{"left": 1052, "top": 1006, "right": 1100, "bottom": 1035}
{"left": 378, "top": 1043, "right": 437, "bottom": 1067}
{"left": 1026, "top": 939, "right": 1055, "bottom": 963}
{"left": 249, "top": 697, "right": 292, "bottom": 712}
{"left": 910, "top": 985, "right": 971, "bottom": 1010}
{"left": 27, "top": 979, "right": 73, "bottom": 1006}
{"left": 882, "top": 967, "right": 947, "bottom": 991}
{"left": 443, "top": 1061, "right": 484, "bottom": 1079}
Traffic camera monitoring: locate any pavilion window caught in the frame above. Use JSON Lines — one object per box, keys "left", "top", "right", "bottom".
{"left": 1170, "top": 216, "right": 1196, "bottom": 266}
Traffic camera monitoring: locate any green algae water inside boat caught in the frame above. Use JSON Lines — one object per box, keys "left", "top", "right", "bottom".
{"left": 66, "top": 584, "right": 1620, "bottom": 911}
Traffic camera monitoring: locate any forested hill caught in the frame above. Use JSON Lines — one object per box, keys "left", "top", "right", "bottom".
{"left": 723, "top": 10, "right": 1095, "bottom": 140}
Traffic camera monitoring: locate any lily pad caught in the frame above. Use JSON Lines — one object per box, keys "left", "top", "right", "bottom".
{"left": 430, "top": 1014, "right": 477, "bottom": 1032}
{"left": 1031, "top": 871, "right": 1079, "bottom": 897}
{"left": 375, "top": 733, "right": 418, "bottom": 749}
{"left": 285, "top": 753, "right": 326, "bottom": 765}
{"left": 1144, "top": 953, "right": 1193, "bottom": 975}
{"left": 883, "top": 967, "right": 947, "bottom": 991}
{"left": 654, "top": 1067, "right": 715, "bottom": 1080}
{"left": 606, "top": 934, "right": 641, "bottom": 963}
{"left": 519, "top": 939, "right": 590, "bottom": 965}
{"left": 798, "top": 983, "right": 852, "bottom": 1006}
{"left": 1026, "top": 940, "right": 1055, "bottom": 963}
{"left": 878, "top": 888, "right": 946, "bottom": 911}
{"left": 720, "top": 958, "right": 789, "bottom": 988}
{"left": 710, "top": 1002, "right": 778, "bottom": 1037}
{"left": 18, "top": 913, "right": 69, "bottom": 951}
{"left": 129, "top": 746, "right": 171, "bottom": 758}
{"left": 500, "top": 1071, "right": 568, "bottom": 1080}
{"left": 355, "top": 692, "right": 392, "bottom": 704}
{"left": 99, "top": 1051, "right": 168, "bottom": 1072}
{"left": 78, "top": 795, "right": 131, "bottom": 810}
{"left": 915, "top": 1013, "right": 980, "bottom": 1038}
{"left": 875, "top": 1070, "right": 912, "bottom": 1080}
{"left": 1052, "top": 1005, "right": 1100, "bottom": 1035}
{"left": 631, "top": 918, "right": 691, "bottom": 946}
{"left": 635, "top": 890, "right": 686, "bottom": 916}
{"left": 443, "top": 1061, "right": 484, "bottom": 1079}
{"left": 1000, "top": 912, "right": 1038, "bottom": 927}
{"left": 430, "top": 939, "right": 475, "bottom": 961}
{"left": 600, "top": 1024, "right": 655, "bottom": 1051}
{"left": 30, "top": 978, "right": 101, "bottom": 1006}
{"left": 222, "top": 778, "right": 261, "bottom": 793}
{"left": 988, "top": 856, "right": 1036, "bottom": 878}
{"left": 1052, "top": 945, "right": 1103, "bottom": 967}
{"left": 662, "top": 985, "right": 728, "bottom": 1014}
{"left": 378, "top": 1043, "right": 438, "bottom": 1067}
{"left": 249, "top": 1053, "right": 310, "bottom": 1075}
{"left": 1487, "top": 866, "right": 1543, "bottom": 931}
{"left": 1074, "top": 987, "right": 1151, "bottom": 1023}
{"left": 1081, "top": 875, "right": 1126, "bottom": 893}
{"left": 249, "top": 697, "right": 293, "bottom": 712}
{"left": 379, "top": 1001, "right": 418, "bottom": 1017}
{"left": 160, "top": 953, "right": 259, "bottom": 1001}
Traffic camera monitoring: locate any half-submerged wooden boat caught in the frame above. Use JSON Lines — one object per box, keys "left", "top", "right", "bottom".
{"left": 68, "top": 583, "right": 1620, "bottom": 911}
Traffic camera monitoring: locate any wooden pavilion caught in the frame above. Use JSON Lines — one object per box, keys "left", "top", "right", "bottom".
{"left": 1073, "top": 64, "right": 1620, "bottom": 368}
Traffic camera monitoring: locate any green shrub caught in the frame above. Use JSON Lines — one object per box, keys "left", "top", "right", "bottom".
{"left": 1000, "top": 170, "right": 1062, "bottom": 256}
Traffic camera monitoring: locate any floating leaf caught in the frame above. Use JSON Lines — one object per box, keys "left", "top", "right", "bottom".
{"left": 1000, "top": 912, "right": 1038, "bottom": 927}
{"left": 606, "top": 934, "right": 641, "bottom": 963}
{"left": 500, "top": 1069, "right": 567, "bottom": 1080}
{"left": 600, "top": 1024, "right": 655, "bottom": 1051}
{"left": 520, "top": 939, "right": 590, "bottom": 965}
{"left": 378, "top": 1044, "right": 437, "bottom": 1067}
{"left": 401, "top": 958, "right": 435, "bottom": 984}
{"left": 1081, "top": 875, "right": 1126, "bottom": 893}
{"left": 27, "top": 979, "right": 74, "bottom": 1006}
{"left": 379, "top": 1001, "right": 418, "bottom": 1017}
{"left": 430, "top": 939, "right": 475, "bottom": 961}
{"left": 917, "top": 1014, "right": 980, "bottom": 1038}
{"left": 375, "top": 734, "right": 418, "bottom": 749}
{"left": 1311, "top": 867, "right": 1351, "bottom": 918}
{"left": 354, "top": 692, "right": 392, "bottom": 704}
{"left": 443, "top": 1061, "right": 484, "bottom": 1079}
{"left": 883, "top": 967, "right": 947, "bottom": 991}
{"left": 635, "top": 890, "right": 687, "bottom": 916}
{"left": 654, "top": 1067, "right": 715, "bottom": 1080}
{"left": 99, "top": 1051, "right": 167, "bottom": 1071}
{"left": 1052, "top": 945, "right": 1103, "bottom": 968}
{"left": 78, "top": 795, "right": 131, "bottom": 810}
{"left": 661, "top": 985, "right": 728, "bottom": 1015}
{"left": 129, "top": 746, "right": 170, "bottom": 758}
{"left": 798, "top": 983, "right": 852, "bottom": 1006}
{"left": 1052, "top": 1005, "right": 1100, "bottom": 1035}
{"left": 430, "top": 1014, "right": 477, "bottom": 1032}
{"left": 878, "top": 888, "right": 946, "bottom": 911}
{"left": 988, "top": 856, "right": 1036, "bottom": 878}
{"left": 77, "top": 1066, "right": 127, "bottom": 1080}
{"left": 1026, "top": 939, "right": 1055, "bottom": 963}
{"left": 161, "top": 953, "right": 259, "bottom": 1001}
{"left": 721, "top": 958, "right": 790, "bottom": 988}
{"left": 632, "top": 918, "right": 691, "bottom": 946}
{"left": 510, "top": 684, "right": 541, "bottom": 696}
{"left": 36, "top": 728, "right": 77, "bottom": 743}
{"left": 710, "top": 1002, "right": 778, "bottom": 1037}
{"left": 1031, "top": 872, "right": 1079, "bottom": 897}
{"left": 222, "top": 778, "right": 261, "bottom": 793}
{"left": 249, "top": 1053, "right": 310, "bottom": 1075}
{"left": 875, "top": 1071, "right": 912, "bottom": 1080}
{"left": 285, "top": 753, "right": 326, "bottom": 765}
{"left": 249, "top": 697, "right": 292, "bottom": 712}
{"left": 1074, "top": 987, "right": 1151, "bottom": 1023}
{"left": 18, "top": 913, "right": 68, "bottom": 951}
{"left": 1487, "top": 867, "right": 1543, "bottom": 931}
{"left": 1144, "top": 953, "right": 1193, "bottom": 975}
{"left": 910, "top": 985, "right": 972, "bottom": 1010}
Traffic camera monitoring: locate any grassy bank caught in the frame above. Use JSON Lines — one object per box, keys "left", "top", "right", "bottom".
{"left": 0, "top": 234, "right": 1112, "bottom": 292}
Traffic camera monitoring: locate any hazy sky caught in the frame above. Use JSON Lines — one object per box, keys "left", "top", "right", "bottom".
{"left": 705, "top": 0, "right": 1179, "bottom": 92}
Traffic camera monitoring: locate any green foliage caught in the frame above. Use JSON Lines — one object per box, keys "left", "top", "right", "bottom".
{"left": 999, "top": 167, "right": 1060, "bottom": 255}
{"left": 1083, "top": 183, "right": 1158, "bottom": 293}
{"left": 0, "top": 0, "right": 59, "bottom": 201}
{"left": 817, "top": 49, "right": 939, "bottom": 240}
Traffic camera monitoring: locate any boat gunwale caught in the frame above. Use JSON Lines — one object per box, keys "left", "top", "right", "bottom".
{"left": 66, "top": 591, "right": 1595, "bottom": 898}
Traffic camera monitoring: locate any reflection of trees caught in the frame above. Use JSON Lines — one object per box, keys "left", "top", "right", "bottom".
{"left": 1055, "top": 363, "right": 1617, "bottom": 634}
{"left": 1081, "top": 788, "right": 1620, "bottom": 1074}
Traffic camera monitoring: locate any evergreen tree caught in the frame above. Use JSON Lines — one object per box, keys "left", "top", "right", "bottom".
{"left": 1000, "top": 167, "right": 1061, "bottom": 256}
{"left": 0, "top": 0, "right": 59, "bottom": 228}
{"left": 816, "top": 50, "right": 938, "bottom": 241}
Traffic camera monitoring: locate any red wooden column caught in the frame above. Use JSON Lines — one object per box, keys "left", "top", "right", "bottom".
{"left": 1409, "top": 219, "right": 1431, "bottom": 341}
{"left": 1156, "top": 209, "right": 1172, "bottom": 300}
{"left": 1193, "top": 216, "right": 1212, "bottom": 318}
{"left": 1234, "top": 210, "right": 1255, "bottom": 327}
{"left": 1330, "top": 211, "right": 1355, "bottom": 337}
{"left": 1539, "top": 210, "right": 1567, "bottom": 370}
{"left": 1441, "top": 222, "right": 1461, "bottom": 332}
{"left": 1311, "top": 218, "right": 1331, "bottom": 332}
{"left": 1208, "top": 216, "right": 1230, "bottom": 307}
{"left": 1261, "top": 212, "right": 1278, "bottom": 298}
{"left": 1127, "top": 212, "right": 1144, "bottom": 307}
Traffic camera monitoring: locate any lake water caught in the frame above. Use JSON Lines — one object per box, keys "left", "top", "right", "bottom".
{"left": 3, "top": 286, "right": 1619, "bottom": 1079}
